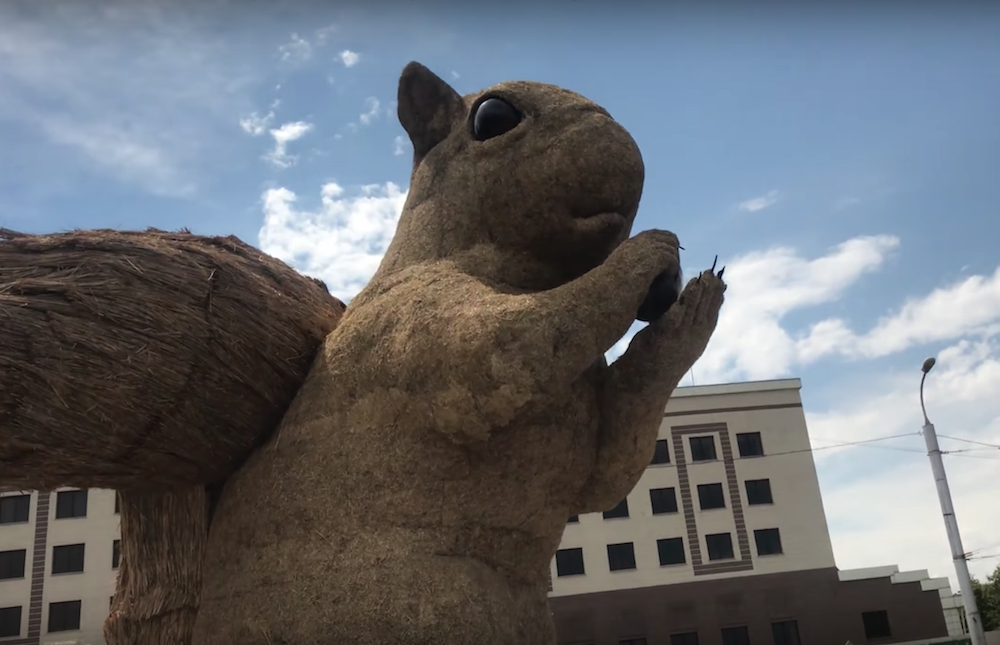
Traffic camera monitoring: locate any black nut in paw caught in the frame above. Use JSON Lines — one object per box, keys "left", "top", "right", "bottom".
{"left": 636, "top": 269, "right": 683, "bottom": 323}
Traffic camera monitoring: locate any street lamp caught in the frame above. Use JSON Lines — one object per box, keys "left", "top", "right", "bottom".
{"left": 919, "top": 357, "right": 986, "bottom": 645}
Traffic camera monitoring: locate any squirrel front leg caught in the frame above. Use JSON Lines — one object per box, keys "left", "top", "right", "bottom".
{"left": 456, "top": 230, "right": 683, "bottom": 441}
{"left": 574, "top": 269, "right": 726, "bottom": 513}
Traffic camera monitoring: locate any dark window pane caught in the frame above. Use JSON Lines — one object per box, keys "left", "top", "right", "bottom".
{"left": 706, "top": 533, "right": 734, "bottom": 561}
{"left": 0, "top": 550, "right": 26, "bottom": 580}
{"left": 771, "top": 620, "right": 801, "bottom": 645}
{"left": 48, "top": 600, "right": 82, "bottom": 632}
{"left": 862, "top": 610, "right": 892, "bottom": 639}
{"left": 0, "top": 495, "right": 31, "bottom": 524}
{"left": 657, "top": 538, "right": 686, "bottom": 566}
{"left": 754, "top": 528, "right": 783, "bottom": 556}
{"left": 52, "top": 544, "right": 85, "bottom": 574}
{"left": 603, "top": 498, "right": 630, "bottom": 520}
{"left": 55, "top": 490, "right": 88, "bottom": 519}
{"left": 650, "top": 439, "right": 670, "bottom": 465}
{"left": 607, "top": 542, "right": 636, "bottom": 571}
{"left": 721, "top": 626, "right": 751, "bottom": 645}
{"left": 689, "top": 436, "right": 717, "bottom": 461}
{"left": 567, "top": 515, "right": 579, "bottom": 523}
{"left": 555, "top": 548, "right": 585, "bottom": 577}
{"left": 114, "top": 493, "right": 120, "bottom": 514}
{"left": 112, "top": 540, "right": 121, "bottom": 569}
{"left": 697, "top": 483, "right": 726, "bottom": 510}
{"left": 670, "top": 632, "right": 700, "bottom": 645}
{"left": 745, "top": 479, "right": 773, "bottom": 505}
{"left": 736, "top": 432, "right": 764, "bottom": 457}
{"left": 649, "top": 487, "right": 678, "bottom": 515}
{"left": 0, "top": 606, "right": 22, "bottom": 638}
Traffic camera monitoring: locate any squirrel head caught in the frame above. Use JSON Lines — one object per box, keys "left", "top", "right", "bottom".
{"left": 373, "top": 62, "right": 645, "bottom": 292}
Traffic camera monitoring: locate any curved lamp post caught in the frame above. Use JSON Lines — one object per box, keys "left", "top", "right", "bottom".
{"left": 919, "top": 357, "right": 986, "bottom": 645}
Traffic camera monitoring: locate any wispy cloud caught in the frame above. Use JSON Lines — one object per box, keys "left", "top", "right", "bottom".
{"left": 835, "top": 196, "right": 861, "bottom": 210}
{"left": 359, "top": 97, "right": 380, "bottom": 126}
{"left": 738, "top": 189, "right": 781, "bottom": 213}
{"left": 263, "top": 121, "right": 314, "bottom": 168}
{"left": 240, "top": 111, "right": 276, "bottom": 136}
{"left": 393, "top": 135, "right": 408, "bottom": 157}
{"left": 0, "top": 1, "right": 263, "bottom": 197}
{"left": 277, "top": 32, "right": 311, "bottom": 63}
{"left": 339, "top": 50, "right": 360, "bottom": 67}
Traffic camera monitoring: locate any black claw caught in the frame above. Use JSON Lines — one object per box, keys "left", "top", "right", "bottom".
{"left": 717, "top": 266, "right": 725, "bottom": 279}
{"left": 710, "top": 254, "right": 718, "bottom": 272}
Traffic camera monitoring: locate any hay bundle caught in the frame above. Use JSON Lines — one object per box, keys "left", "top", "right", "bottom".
{"left": 105, "top": 488, "right": 206, "bottom": 645}
{"left": 0, "top": 228, "right": 345, "bottom": 491}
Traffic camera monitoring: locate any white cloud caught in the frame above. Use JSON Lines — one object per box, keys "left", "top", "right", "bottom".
{"left": 738, "top": 189, "right": 781, "bottom": 213}
{"left": 339, "top": 50, "right": 360, "bottom": 67}
{"left": 393, "top": 135, "right": 408, "bottom": 157}
{"left": 0, "top": 2, "right": 262, "bottom": 197}
{"left": 277, "top": 32, "right": 311, "bottom": 63}
{"left": 239, "top": 111, "right": 275, "bottom": 136}
{"left": 359, "top": 97, "right": 380, "bottom": 126}
{"left": 263, "top": 121, "right": 313, "bottom": 168}
{"left": 258, "top": 181, "right": 407, "bottom": 300}
{"left": 687, "top": 235, "right": 900, "bottom": 381}
{"left": 451, "top": 70, "right": 461, "bottom": 80}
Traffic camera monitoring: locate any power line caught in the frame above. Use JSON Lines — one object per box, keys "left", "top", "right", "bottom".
{"left": 938, "top": 434, "right": 1000, "bottom": 450}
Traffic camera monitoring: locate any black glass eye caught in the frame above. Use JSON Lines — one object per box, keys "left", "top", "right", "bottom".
{"left": 472, "top": 98, "right": 522, "bottom": 141}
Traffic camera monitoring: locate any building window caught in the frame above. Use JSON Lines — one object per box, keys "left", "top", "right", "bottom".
{"left": 0, "top": 605, "right": 22, "bottom": 638}
{"left": 112, "top": 540, "right": 121, "bottom": 569}
{"left": 721, "top": 626, "right": 751, "bottom": 645}
{"left": 706, "top": 533, "right": 734, "bottom": 561}
{"left": 567, "top": 515, "right": 579, "bottom": 523}
{"left": 649, "top": 487, "right": 678, "bottom": 515}
{"left": 607, "top": 542, "right": 636, "bottom": 571}
{"left": 115, "top": 493, "right": 120, "bottom": 514}
{"left": 52, "top": 544, "right": 86, "bottom": 574}
{"left": 755, "top": 528, "right": 783, "bottom": 556}
{"left": 0, "top": 494, "right": 30, "bottom": 524}
{"left": 657, "top": 537, "right": 686, "bottom": 566}
{"left": 670, "top": 632, "right": 700, "bottom": 645}
{"left": 603, "top": 498, "right": 629, "bottom": 520}
{"left": 736, "top": 432, "right": 764, "bottom": 457}
{"left": 55, "top": 490, "right": 88, "bottom": 519}
{"left": 862, "top": 610, "right": 892, "bottom": 639}
{"left": 48, "top": 600, "right": 82, "bottom": 633}
{"left": 745, "top": 479, "right": 773, "bottom": 505}
{"left": 110, "top": 596, "right": 115, "bottom": 610}
{"left": 650, "top": 439, "right": 670, "bottom": 465}
{"left": 0, "top": 550, "right": 27, "bottom": 580}
{"left": 555, "top": 548, "right": 585, "bottom": 577}
{"left": 771, "top": 620, "right": 801, "bottom": 645}
{"left": 620, "top": 639, "right": 647, "bottom": 645}
{"left": 689, "top": 436, "right": 717, "bottom": 461}
{"left": 697, "top": 483, "right": 726, "bottom": 510}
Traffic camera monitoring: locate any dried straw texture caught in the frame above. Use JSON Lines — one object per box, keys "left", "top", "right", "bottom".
{"left": 0, "top": 228, "right": 345, "bottom": 491}
{"left": 105, "top": 488, "right": 207, "bottom": 645}
{"left": 192, "top": 63, "right": 725, "bottom": 645}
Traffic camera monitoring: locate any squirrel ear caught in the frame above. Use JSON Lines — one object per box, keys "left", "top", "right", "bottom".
{"left": 397, "top": 62, "right": 464, "bottom": 166}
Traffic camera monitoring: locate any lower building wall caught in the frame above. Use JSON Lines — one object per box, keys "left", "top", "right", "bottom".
{"left": 549, "top": 567, "right": 950, "bottom": 645}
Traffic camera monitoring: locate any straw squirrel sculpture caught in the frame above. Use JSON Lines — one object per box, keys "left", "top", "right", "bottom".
{"left": 186, "top": 62, "right": 726, "bottom": 645}
{"left": 0, "top": 61, "right": 724, "bottom": 645}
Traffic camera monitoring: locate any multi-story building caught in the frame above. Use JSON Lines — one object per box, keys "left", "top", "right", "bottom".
{"left": 0, "top": 488, "right": 118, "bottom": 645}
{"left": 0, "top": 379, "right": 970, "bottom": 645}
{"left": 547, "top": 378, "right": 966, "bottom": 645}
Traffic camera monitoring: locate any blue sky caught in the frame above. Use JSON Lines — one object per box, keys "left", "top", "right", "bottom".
{"left": 2, "top": 1, "right": 998, "bottom": 586}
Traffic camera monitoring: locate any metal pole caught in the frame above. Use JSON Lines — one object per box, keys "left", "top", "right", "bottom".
{"left": 920, "top": 359, "right": 987, "bottom": 645}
